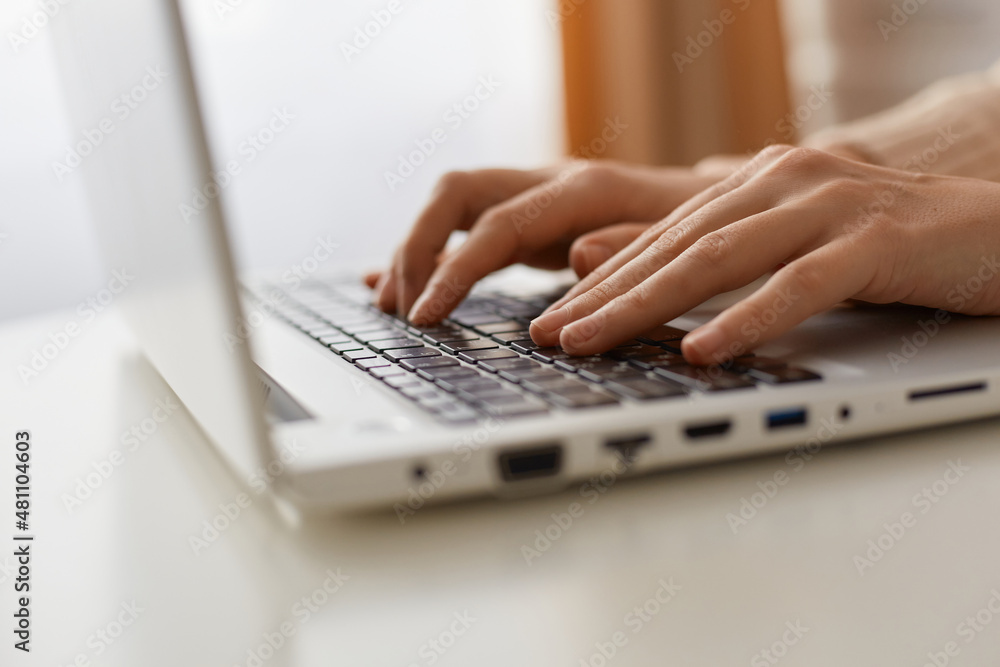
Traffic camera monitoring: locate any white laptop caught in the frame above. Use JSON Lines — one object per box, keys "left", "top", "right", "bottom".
{"left": 51, "top": 0, "right": 1000, "bottom": 511}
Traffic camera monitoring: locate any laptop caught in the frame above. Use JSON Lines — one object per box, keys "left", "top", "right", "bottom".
{"left": 51, "top": 0, "right": 1000, "bottom": 511}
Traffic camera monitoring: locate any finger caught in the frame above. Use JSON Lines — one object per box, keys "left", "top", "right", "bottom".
{"left": 373, "top": 268, "right": 396, "bottom": 312}
{"left": 681, "top": 240, "right": 877, "bottom": 364}
{"left": 568, "top": 222, "right": 651, "bottom": 278}
{"left": 379, "top": 167, "right": 558, "bottom": 314}
{"left": 531, "top": 182, "right": 775, "bottom": 345}
{"left": 553, "top": 206, "right": 827, "bottom": 355}
{"left": 363, "top": 270, "right": 382, "bottom": 289}
{"left": 541, "top": 145, "right": 794, "bottom": 316}
{"left": 407, "top": 165, "right": 659, "bottom": 324}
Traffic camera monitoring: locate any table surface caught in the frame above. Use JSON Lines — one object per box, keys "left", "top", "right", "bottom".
{"left": 3, "top": 308, "right": 1000, "bottom": 667}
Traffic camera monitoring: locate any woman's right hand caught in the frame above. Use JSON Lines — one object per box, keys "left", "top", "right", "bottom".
{"left": 369, "top": 160, "right": 739, "bottom": 324}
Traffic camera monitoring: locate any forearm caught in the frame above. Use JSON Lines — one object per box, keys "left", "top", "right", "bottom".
{"left": 802, "top": 60, "right": 1000, "bottom": 181}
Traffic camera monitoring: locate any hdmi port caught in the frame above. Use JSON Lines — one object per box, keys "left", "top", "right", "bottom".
{"left": 684, "top": 420, "right": 732, "bottom": 440}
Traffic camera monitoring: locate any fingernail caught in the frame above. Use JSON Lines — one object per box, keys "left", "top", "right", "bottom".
{"left": 562, "top": 316, "right": 602, "bottom": 349}
{"left": 685, "top": 326, "right": 725, "bottom": 359}
{"left": 532, "top": 307, "right": 570, "bottom": 333}
{"left": 407, "top": 294, "right": 431, "bottom": 325}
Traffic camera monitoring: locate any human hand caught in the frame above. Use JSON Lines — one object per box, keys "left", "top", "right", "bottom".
{"left": 529, "top": 145, "right": 1000, "bottom": 364}
{"left": 368, "top": 161, "right": 731, "bottom": 322}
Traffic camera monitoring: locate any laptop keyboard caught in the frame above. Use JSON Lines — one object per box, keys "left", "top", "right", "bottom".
{"left": 249, "top": 281, "right": 822, "bottom": 424}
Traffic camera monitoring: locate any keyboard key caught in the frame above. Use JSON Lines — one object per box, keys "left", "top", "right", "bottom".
{"left": 531, "top": 348, "right": 572, "bottom": 363}
{"left": 490, "top": 331, "right": 533, "bottom": 344}
{"left": 607, "top": 344, "right": 672, "bottom": 361}
{"left": 458, "top": 348, "right": 519, "bottom": 364}
{"left": 745, "top": 366, "right": 822, "bottom": 385}
{"left": 368, "top": 365, "right": 406, "bottom": 378}
{"left": 628, "top": 353, "right": 685, "bottom": 370}
{"left": 355, "top": 356, "right": 391, "bottom": 370}
{"left": 521, "top": 376, "right": 593, "bottom": 395}
{"left": 384, "top": 374, "right": 423, "bottom": 389}
{"left": 418, "top": 395, "right": 463, "bottom": 411}
{"left": 368, "top": 338, "right": 424, "bottom": 352}
{"left": 604, "top": 377, "right": 687, "bottom": 400}
{"left": 498, "top": 366, "right": 563, "bottom": 381}
{"left": 434, "top": 405, "right": 481, "bottom": 424}
{"left": 652, "top": 365, "right": 754, "bottom": 392}
{"left": 637, "top": 325, "right": 688, "bottom": 343}
{"left": 479, "top": 357, "right": 539, "bottom": 374}
{"left": 330, "top": 341, "right": 365, "bottom": 354}
{"left": 401, "top": 356, "right": 459, "bottom": 372}
{"left": 497, "top": 303, "right": 544, "bottom": 318}
{"left": 441, "top": 340, "right": 498, "bottom": 354}
{"left": 480, "top": 399, "right": 549, "bottom": 418}
{"left": 553, "top": 356, "right": 610, "bottom": 372}
{"left": 727, "top": 356, "right": 785, "bottom": 372}
{"left": 385, "top": 347, "right": 442, "bottom": 362}
{"left": 473, "top": 320, "right": 526, "bottom": 334}
{"left": 510, "top": 341, "right": 541, "bottom": 354}
{"left": 305, "top": 326, "right": 343, "bottom": 338}
{"left": 436, "top": 377, "right": 499, "bottom": 394}
{"left": 423, "top": 329, "right": 479, "bottom": 344}
{"left": 343, "top": 349, "right": 377, "bottom": 362}
{"left": 341, "top": 320, "right": 389, "bottom": 334}
{"left": 459, "top": 388, "right": 526, "bottom": 405}
{"left": 449, "top": 380, "right": 505, "bottom": 398}
{"left": 578, "top": 365, "right": 646, "bottom": 384}
{"left": 450, "top": 312, "right": 508, "bottom": 327}
{"left": 547, "top": 391, "right": 620, "bottom": 409}
{"left": 400, "top": 386, "right": 442, "bottom": 400}
{"left": 318, "top": 333, "right": 352, "bottom": 345}
{"left": 417, "top": 366, "right": 480, "bottom": 382}
{"left": 355, "top": 328, "right": 404, "bottom": 342}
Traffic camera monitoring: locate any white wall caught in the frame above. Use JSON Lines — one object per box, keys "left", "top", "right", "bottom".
{"left": 780, "top": 0, "right": 1000, "bottom": 135}
{"left": 0, "top": 0, "right": 564, "bottom": 322}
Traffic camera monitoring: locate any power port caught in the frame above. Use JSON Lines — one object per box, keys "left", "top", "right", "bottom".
{"left": 604, "top": 434, "right": 650, "bottom": 465}
{"left": 498, "top": 445, "right": 563, "bottom": 482}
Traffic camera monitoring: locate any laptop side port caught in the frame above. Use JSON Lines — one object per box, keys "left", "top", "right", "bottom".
{"left": 497, "top": 445, "right": 563, "bottom": 482}
{"left": 766, "top": 407, "right": 807, "bottom": 430}
{"left": 604, "top": 434, "right": 651, "bottom": 465}
{"left": 684, "top": 420, "right": 732, "bottom": 440}
{"left": 908, "top": 381, "right": 986, "bottom": 401}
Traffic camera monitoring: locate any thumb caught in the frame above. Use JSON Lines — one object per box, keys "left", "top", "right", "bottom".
{"left": 569, "top": 222, "right": 652, "bottom": 278}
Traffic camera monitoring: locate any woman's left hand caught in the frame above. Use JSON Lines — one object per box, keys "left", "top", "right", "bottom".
{"left": 529, "top": 145, "right": 1000, "bottom": 365}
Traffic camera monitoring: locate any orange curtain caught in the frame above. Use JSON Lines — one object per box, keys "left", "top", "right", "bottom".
{"left": 559, "top": 0, "right": 792, "bottom": 165}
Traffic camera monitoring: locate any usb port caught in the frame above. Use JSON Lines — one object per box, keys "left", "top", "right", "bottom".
{"left": 766, "top": 407, "right": 807, "bottom": 430}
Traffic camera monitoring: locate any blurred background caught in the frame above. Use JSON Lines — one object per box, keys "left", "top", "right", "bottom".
{"left": 1, "top": 0, "right": 999, "bottom": 322}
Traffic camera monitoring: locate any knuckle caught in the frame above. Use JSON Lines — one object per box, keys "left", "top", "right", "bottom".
{"left": 622, "top": 281, "right": 656, "bottom": 311}
{"left": 771, "top": 146, "right": 830, "bottom": 174}
{"left": 813, "top": 176, "right": 870, "bottom": 203}
{"left": 578, "top": 279, "right": 620, "bottom": 313}
{"left": 756, "top": 143, "right": 796, "bottom": 163}
{"left": 780, "top": 261, "right": 825, "bottom": 296}
{"left": 476, "top": 204, "right": 507, "bottom": 229}
{"left": 648, "top": 224, "right": 687, "bottom": 257}
{"left": 567, "top": 161, "right": 614, "bottom": 189}
{"left": 685, "top": 231, "right": 732, "bottom": 267}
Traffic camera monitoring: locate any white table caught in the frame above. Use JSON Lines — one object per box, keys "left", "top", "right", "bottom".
{"left": 3, "top": 309, "right": 1000, "bottom": 666}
